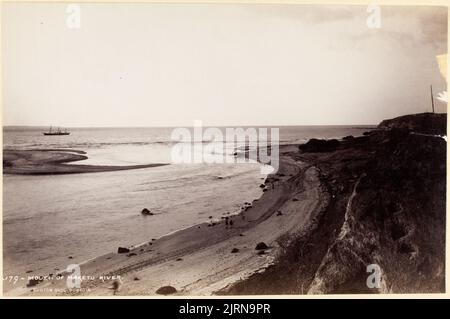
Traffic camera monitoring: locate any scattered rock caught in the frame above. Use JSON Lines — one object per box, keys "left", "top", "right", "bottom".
{"left": 27, "top": 278, "right": 42, "bottom": 287}
{"left": 141, "top": 208, "right": 154, "bottom": 216}
{"left": 156, "top": 285, "right": 177, "bottom": 295}
{"left": 68, "top": 256, "right": 73, "bottom": 259}
{"left": 259, "top": 184, "right": 266, "bottom": 188}
{"left": 293, "top": 198, "right": 299, "bottom": 202}
{"left": 231, "top": 248, "right": 239, "bottom": 253}
{"left": 134, "top": 277, "right": 140, "bottom": 281}
{"left": 127, "top": 253, "right": 137, "bottom": 257}
{"left": 257, "top": 250, "right": 266, "bottom": 255}
{"left": 117, "top": 247, "right": 130, "bottom": 254}
{"left": 276, "top": 211, "right": 283, "bottom": 216}
{"left": 255, "top": 242, "right": 269, "bottom": 250}
{"left": 176, "top": 258, "right": 183, "bottom": 261}
{"left": 26, "top": 270, "right": 33, "bottom": 273}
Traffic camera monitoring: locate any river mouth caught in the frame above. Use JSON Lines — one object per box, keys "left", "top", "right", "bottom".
{"left": 2, "top": 158, "right": 266, "bottom": 293}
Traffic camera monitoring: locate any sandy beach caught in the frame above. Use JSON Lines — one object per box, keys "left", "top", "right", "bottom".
{"left": 3, "top": 149, "right": 168, "bottom": 175}
{"left": 6, "top": 143, "right": 328, "bottom": 296}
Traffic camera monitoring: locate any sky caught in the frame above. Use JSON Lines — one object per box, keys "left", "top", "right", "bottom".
{"left": 2, "top": 3, "right": 447, "bottom": 127}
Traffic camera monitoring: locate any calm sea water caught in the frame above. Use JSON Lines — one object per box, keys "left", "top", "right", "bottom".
{"left": 2, "top": 125, "right": 372, "bottom": 290}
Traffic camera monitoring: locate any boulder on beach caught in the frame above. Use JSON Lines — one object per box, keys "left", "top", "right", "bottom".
{"left": 117, "top": 247, "right": 130, "bottom": 254}
{"left": 141, "top": 208, "right": 153, "bottom": 215}
{"left": 156, "top": 285, "right": 177, "bottom": 295}
{"left": 27, "top": 278, "right": 42, "bottom": 287}
{"left": 255, "top": 242, "right": 269, "bottom": 250}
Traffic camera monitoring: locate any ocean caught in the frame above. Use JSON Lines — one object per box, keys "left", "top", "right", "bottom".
{"left": 2, "top": 125, "right": 373, "bottom": 290}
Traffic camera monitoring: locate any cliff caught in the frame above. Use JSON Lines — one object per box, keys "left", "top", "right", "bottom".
{"left": 222, "top": 113, "right": 446, "bottom": 294}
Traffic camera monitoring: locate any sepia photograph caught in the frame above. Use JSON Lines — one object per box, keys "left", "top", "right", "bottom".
{"left": 1, "top": 1, "right": 448, "bottom": 299}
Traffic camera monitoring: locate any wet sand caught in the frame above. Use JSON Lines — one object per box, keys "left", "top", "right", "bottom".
{"left": 3, "top": 149, "right": 168, "bottom": 175}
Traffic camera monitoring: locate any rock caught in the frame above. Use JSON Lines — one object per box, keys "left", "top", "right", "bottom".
{"left": 231, "top": 248, "right": 239, "bottom": 253}
{"left": 156, "top": 285, "right": 177, "bottom": 295}
{"left": 117, "top": 247, "right": 130, "bottom": 254}
{"left": 276, "top": 211, "right": 283, "bottom": 216}
{"left": 255, "top": 242, "right": 269, "bottom": 250}
{"left": 176, "top": 258, "right": 183, "bottom": 261}
{"left": 127, "top": 253, "right": 137, "bottom": 257}
{"left": 26, "top": 270, "right": 33, "bottom": 273}
{"left": 141, "top": 208, "right": 153, "bottom": 216}
{"left": 68, "top": 256, "right": 73, "bottom": 259}
{"left": 293, "top": 198, "right": 299, "bottom": 202}
{"left": 257, "top": 250, "right": 266, "bottom": 255}
{"left": 343, "top": 135, "right": 354, "bottom": 140}
{"left": 259, "top": 184, "right": 266, "bottom": 188}
{"left": 134, "top": 277, "right": 140, "bottom": 281}
{"left": 27, "top": 278, "right": 43, "bottom": 287}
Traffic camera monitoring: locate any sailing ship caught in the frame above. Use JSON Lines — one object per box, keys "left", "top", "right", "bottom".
{"left": 43, "top": 126, "right": 70, "bottom": 136}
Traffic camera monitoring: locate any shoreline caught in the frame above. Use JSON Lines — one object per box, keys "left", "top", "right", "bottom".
{"left": 8, "top": 143, "right": 327, "bottom": 296}
{"left": 4, "top": 112, "right": 446, "bottom": 295}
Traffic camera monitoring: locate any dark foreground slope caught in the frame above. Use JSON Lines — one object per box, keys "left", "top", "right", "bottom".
{"left": 222, "top": 113, "right": 446, "bottom": 294}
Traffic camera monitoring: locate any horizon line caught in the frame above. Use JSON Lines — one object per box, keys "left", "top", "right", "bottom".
{"left": 2, "top": 123, "right": 379, "bottom": 129}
